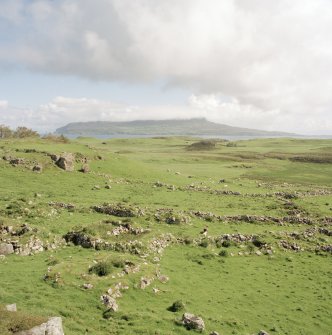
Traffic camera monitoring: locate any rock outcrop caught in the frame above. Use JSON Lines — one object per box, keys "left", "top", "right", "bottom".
{"left": 54, "top": 153, "right": 75, "bottom": 171}
{"left": 0, "top": 242, "right": 14, "bottom": 255}
{"left": 15, "top": 317, "right": 64, "bottom": 335}
{"left": 182, "top": 313, "right": 205, "bottom": 332}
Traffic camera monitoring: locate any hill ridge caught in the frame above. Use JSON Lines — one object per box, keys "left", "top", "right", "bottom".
{"left": 56, "top": 118, "right": 296, "bottom": 137}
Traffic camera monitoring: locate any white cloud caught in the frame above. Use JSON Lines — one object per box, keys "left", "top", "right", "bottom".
{"left": 0, "top": 96, "right": 331, "bottom": 135}
{"left": 0, "top": 100, "right": 9, "bottom": 109}
{"left": 0, "top": 0, "right": 332, "bottom": 133}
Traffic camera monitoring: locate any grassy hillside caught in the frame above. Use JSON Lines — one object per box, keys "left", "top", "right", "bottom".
{"left": 0, "top": 137, "right": 331, "bottom": 335}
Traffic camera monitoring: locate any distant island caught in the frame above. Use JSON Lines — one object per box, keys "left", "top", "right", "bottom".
{"left": 56, "top": 118, "right": 296, "bottom": 137}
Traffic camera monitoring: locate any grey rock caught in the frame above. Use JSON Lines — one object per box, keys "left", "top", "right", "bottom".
{"left": 55, "top": 153, "right": 74, "bottom": 171}
{"left": 5, "top": 303, "right": 17, "bottom": 312}
{"left": 258, "top": 331, "right": 270, "bottom": 335}
{"left": 182, "top": 312, "right": 205, "bottom": 332}
{"left": 32, "top": 164, "right": 43, "bottom": 172}
{"left": 15, "top": 317, "right": 64, "bottom": 335}
{"left": 0, "top": 243, "right": 14, "bottom": 255}
{"left": 46, "top": 317, "right": 64, "bottom": 335}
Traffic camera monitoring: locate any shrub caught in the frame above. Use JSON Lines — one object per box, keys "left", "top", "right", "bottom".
{"left": 222, "top": 240, "right": 231, "bottom": 248}
{"left": 215, "top": 240, "right": 223, "bottom": 248}
{"left": 199, "top": 239, "right": 209, "bottom": 248}
{"left": 112, "top": 259, "right": 125, "bottom": 268}
{"left": 89, "top": 261, "right": 112, "bottom": 276}
{"left": 168, "top": 300, "right": 185, "bottom": 312}
{"left": 252, "top": 237, "right": 265, "bottom": 248}
{"left": 187, "top": 140, "right": 216, "bottom": 151}
{"left": 219, "top": 250, "right": 228, "bottom": 257}
{"left": 247, "top": 244, "right": 255, "bottom": 253}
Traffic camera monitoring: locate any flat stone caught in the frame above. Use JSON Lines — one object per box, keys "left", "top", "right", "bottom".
{"left": 0, "top": 243, "right": 14, "bottom": 255}
{"left": 5, "top": 303, "right": 17, "bottom": 312}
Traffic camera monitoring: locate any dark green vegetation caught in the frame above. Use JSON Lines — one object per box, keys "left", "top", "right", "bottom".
{"left": 55, "top": 118, "right": 295, "bottom": 137}
{"left": 0, "top": 136, "right": 331, "bottom": 335}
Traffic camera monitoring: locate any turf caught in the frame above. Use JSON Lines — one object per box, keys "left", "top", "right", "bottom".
{"left": 0, "top": 136, "right": 331, "bottom": 334}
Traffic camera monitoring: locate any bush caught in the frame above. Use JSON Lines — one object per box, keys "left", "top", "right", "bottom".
{"left": 252, "top": 237, "right": 265, "bottom": 248}
{"left": 187, "top": 140, "right": 216, "bottom": 151}
{"left": 112, "top": 259, "right": 125, "bottom": 268}
{"left": 199, "top": 239, "right": 209, "bottom": 248}
{"left": 89, "top": 261, "right": 112, "bottom": 276}
{"left": 222, "top": 240, "right": 231, "bottom": 248}
{"left": 219, "top": 250, "right": 228, "bottom": 257}
{"left": 168, "top": 300, "right": 185, "bottom": 312}
{"left": 247, "top": 244, "right": 255, "bottom": 253}
{"left": 215, "top": 240, "right": 223, "bottom": 248}
{"left": 226, "top": 142, "right": 237, "bottom": 147}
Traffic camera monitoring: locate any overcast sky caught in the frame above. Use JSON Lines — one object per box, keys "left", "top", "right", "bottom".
{"left": 0, "top": 0, "right": 332, "bottom": 134}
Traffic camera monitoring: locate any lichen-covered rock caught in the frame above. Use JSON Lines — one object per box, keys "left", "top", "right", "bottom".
{"left": 5, "top": 303, "right": 17, "bottom": 312}
{"left": 101, "top": 295, "right": 118, "bottom": 312}
{"left": 258, "top": 331, "right": 270, "bottom": 335}
{"left": 140, "top": 277, "right": 154, "bottom": 289}
{"left": 93, "top": 203, "right": 144, "bottom": 217}
{"left": 15, "top": 317, "right": 64, "bottom": 335}
{"left": 32, "top": 164, "right": 43, "bottom": 172}
{"left": 182, "top": 313, "right": 205, "bottom": 332}
{"left": 0, "top": 242, "right": 14, "bottom": 255}
{"left": 55, "top": 153, "right": 75, "bottom": 171}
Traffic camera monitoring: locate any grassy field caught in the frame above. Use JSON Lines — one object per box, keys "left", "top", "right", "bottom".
{"left": 0, "top": 136, "right": 331, "bottom": 334}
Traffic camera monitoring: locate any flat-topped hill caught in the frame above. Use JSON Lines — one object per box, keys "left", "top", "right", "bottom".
{"left": 56, "top": 118, "right": 296, "bottom": 137}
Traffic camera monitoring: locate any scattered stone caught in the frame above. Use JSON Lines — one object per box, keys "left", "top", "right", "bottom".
{"left": 5, "top": 303, "right": 17, "bottom": 312}
{"left": 140, "top": 277, "right": 153, "bottom": 289}
{"left": 158, "top": 274, "right": 169, "bottom": 283}
{"left": 258, "top": 331, "right": 270, "bottom": 335}
{"left": 10, "top": 158, "right": 25, "bottom": 165}
{"left": 182, "top": 313, "right": 205, "bottom": 332}
{"left": 80, "top": 164, "right": 90, "bottom": 173}
{"left": 55, "top": 153, "right": 75, "bottom": 171}
{"left": 49, "top": 202, "right": 75, "bottom": 210}
{"left": 93, "top": 203, "right": 144, "bottom": 217}
{"left": 82, "top": 283, "right": 93, "bottom": 290}
{"left": 0, "top": 243, "right": 14, "bottom": 255}
{"left": 15, "top": 317, "right": 64, "bottom": 335}
{"left": 101, "top": 294, "right": 118, "bottom": 312}
{"left": 32, "top": 164, "right": 43, "bottom": 172}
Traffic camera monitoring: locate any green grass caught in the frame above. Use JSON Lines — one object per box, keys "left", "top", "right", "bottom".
{"left": 0, "top": 136, "right": 331, "bottom": 334}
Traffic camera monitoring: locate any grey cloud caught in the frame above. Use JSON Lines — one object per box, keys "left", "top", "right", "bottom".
{"left": 0, "top": 0, "right": 332, "bottom": 132}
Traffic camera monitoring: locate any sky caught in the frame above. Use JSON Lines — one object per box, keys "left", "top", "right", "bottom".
{"left": 0, "top": 0, "right": 332, "bottom": 135}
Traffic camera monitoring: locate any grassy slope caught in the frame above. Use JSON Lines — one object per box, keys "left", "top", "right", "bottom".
{"left": 0, "top": 137, "right": 331, "bottom": 335}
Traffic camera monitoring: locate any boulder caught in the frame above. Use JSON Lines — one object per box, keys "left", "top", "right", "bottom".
{"left": 5, "top": 303, "right": 17, "bottom": 312}
{"left": 55, "top": 153, "right": 74, "bottom": 171}
{"left": 15, "top": 317, "right": 64, "bottom": 335}
{"left": 182, "top": 313, "right": 205, "bottom": 332}
{"left": 0, "top": 243, "right": 14, "bottom": 255}
{"left": 140, "top": 277, "right": 153, "bottom": 289}
{"left": 32, "top": 164, "right": 43, "bottom": 172}
{"left": 80, "top": 164, "right": 90, "bottom": 173}
{"left": 46, "top": 317, "right": 64, "bottom": 335}
{"left": 101, "top": 295, "right": 118, "bottom": 312}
